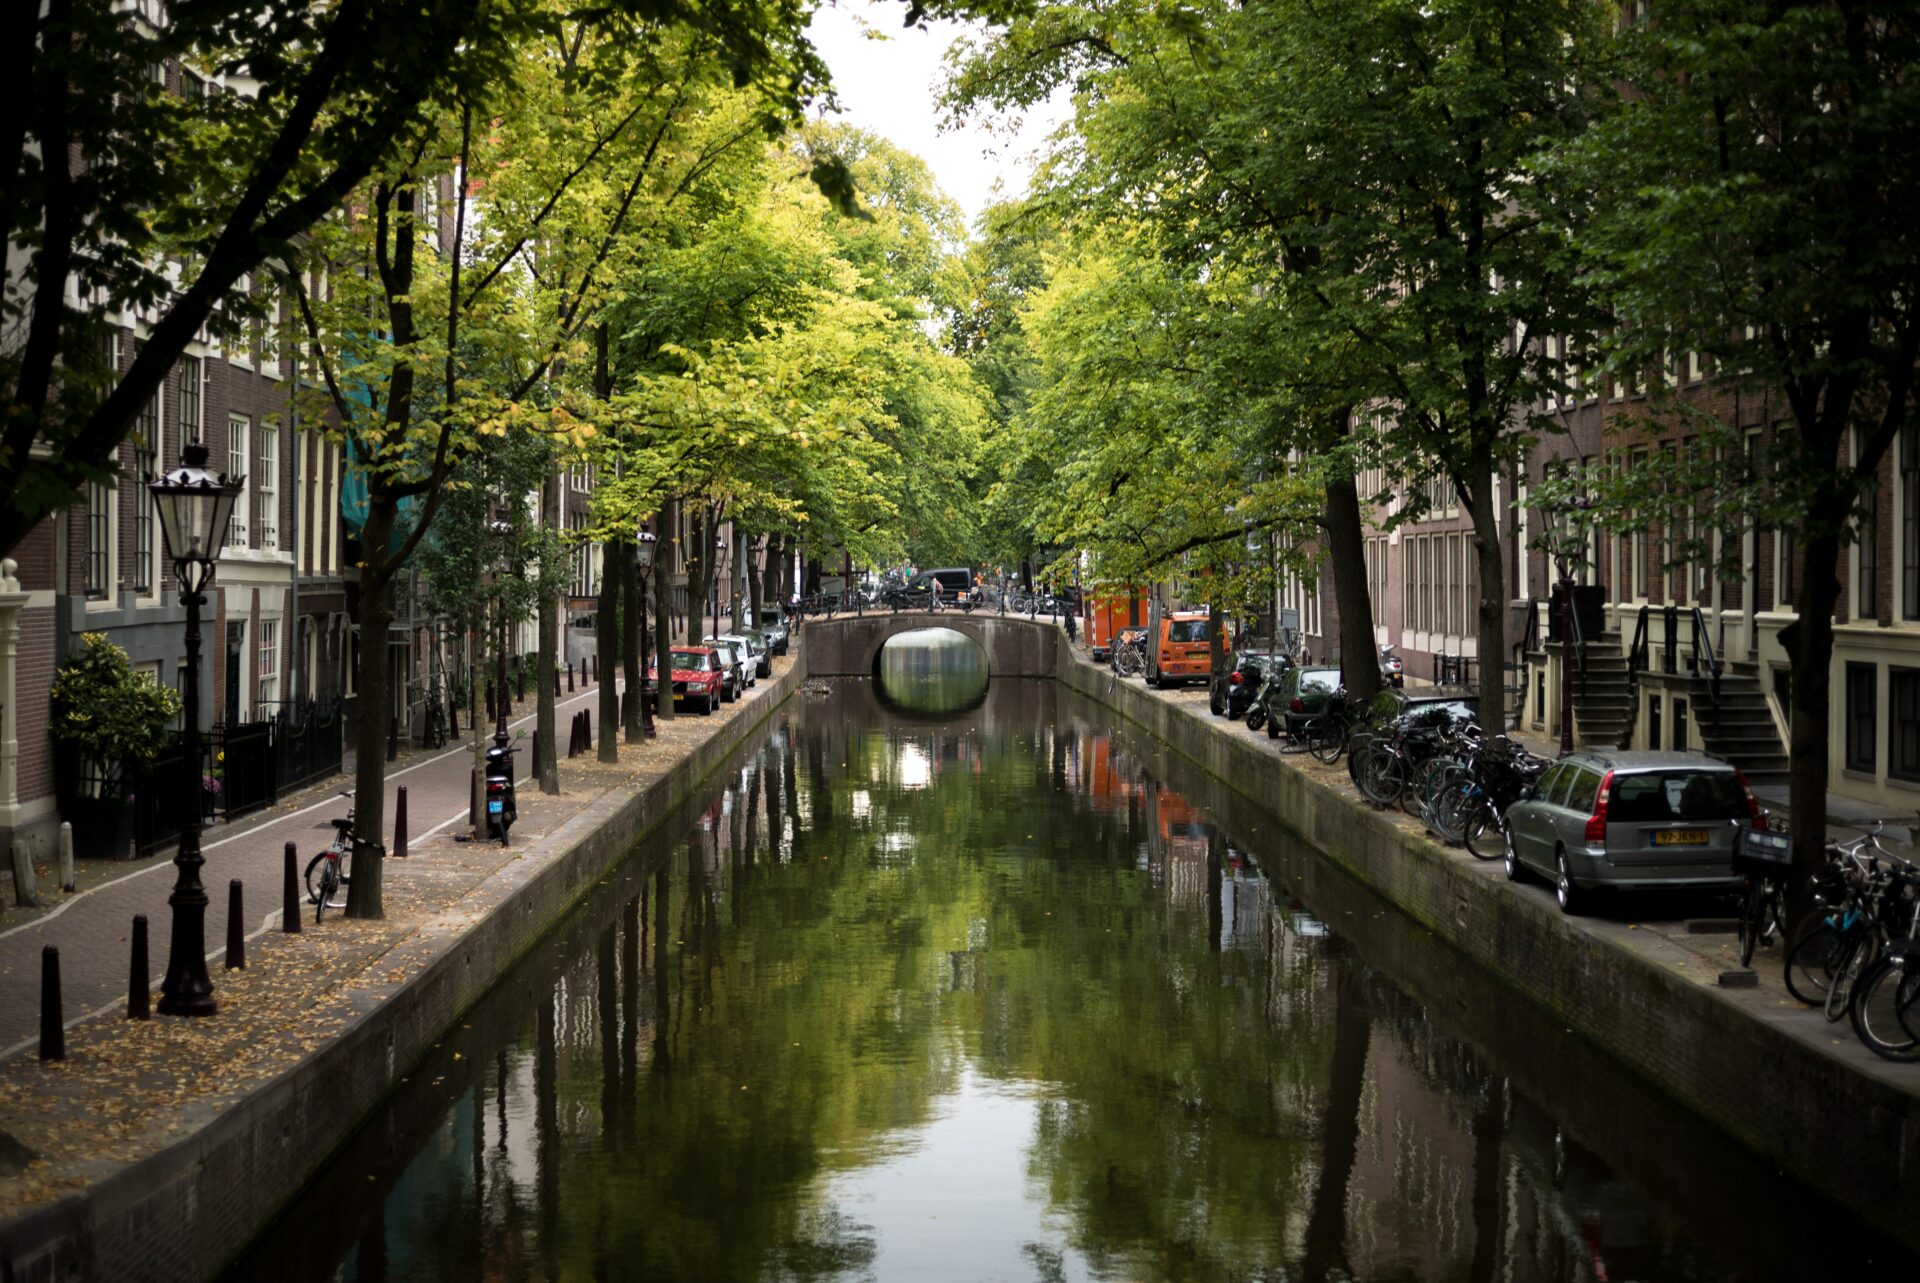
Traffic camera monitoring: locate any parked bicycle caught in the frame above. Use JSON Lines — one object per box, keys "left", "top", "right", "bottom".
{"left": 1112, "top": 629, "right": 1149, "bottom": 678}
{"left": 306, "top": 791, "right": 355, "bottom": 922}
{"left": 1733, "top": 822, "right": 1793, "bottom": 967}
{"left": 1783, "top": 822, "right": 1905, "bottom": 1021}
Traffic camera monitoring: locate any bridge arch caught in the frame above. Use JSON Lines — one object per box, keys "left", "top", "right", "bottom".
{"left": 800, "top": 610, "right": 1064, "bottom": 678}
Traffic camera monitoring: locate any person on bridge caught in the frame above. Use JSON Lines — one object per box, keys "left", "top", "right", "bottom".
{"left": 931, "top": 579, "right": 943, "bottom": 611}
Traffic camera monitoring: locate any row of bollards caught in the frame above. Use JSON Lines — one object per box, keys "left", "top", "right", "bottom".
{"left": 567, "top": 709, "right": 592, "bottom": 757}
{"left": 40, "top": 788, "right": 429, "bottom": 1058}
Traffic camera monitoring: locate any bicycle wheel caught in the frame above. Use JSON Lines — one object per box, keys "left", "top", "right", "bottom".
{"left": 1358, "top": 748, "right": 1405, "bottom": 807}
{"left": 1825, "top": 937, "right": 1877, "bottom": 1022}
{"left": 1850, "top": 954, "right": 1920, "bottom": 1062}
{"left": 304, "top": 851, "right": 332, "bottom": 904}
{"left": 1784, "top": 920, "right": 1840, "bottom": 1006}
{"left": 1737, "top": 881, "right": 1763, "bottom": 968}
{"left": 314, "top": 861, "right": 336, "bottom": 924}
{"left": 1403, "top": 757, "right": 1448, "bottom": 820}
{"left": 1309, "top": 717, "right": 1351, "bottom": 765}
{"left": 1461, "top": 800, "right": 1501, "bottom": 860}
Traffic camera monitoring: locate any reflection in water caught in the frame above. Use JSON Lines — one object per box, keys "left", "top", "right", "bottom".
{"left": 875, "top": 626, "right": 989, "bottom": 715}
{"left": 230, "top": 682, "right": 1916, "bottom": 1283}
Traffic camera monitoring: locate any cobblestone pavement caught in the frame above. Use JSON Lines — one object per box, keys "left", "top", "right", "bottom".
{"left": 0, "top": 667, "right": 757, "bottom": 1057}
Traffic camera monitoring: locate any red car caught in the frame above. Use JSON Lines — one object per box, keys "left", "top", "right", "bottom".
{"left": 649, "top": 646, "right": 726, "bottom": 714}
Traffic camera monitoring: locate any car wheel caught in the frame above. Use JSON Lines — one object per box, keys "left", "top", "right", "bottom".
{"left": 1555, "top": 849, "right": 1585, "bottom": 915}
{"left": 1504, "top": 827, "right": 1527, "bottom": 883}
{"left": 1209, "top": 687, "right": 1224, "bottom": 716}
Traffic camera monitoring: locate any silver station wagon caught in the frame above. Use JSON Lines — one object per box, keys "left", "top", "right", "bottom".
{"left": 1503, "top": 750, "right": 1763, "bottom": 914}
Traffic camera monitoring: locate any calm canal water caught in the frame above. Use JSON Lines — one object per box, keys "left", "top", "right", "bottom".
{"left": 233, "top": 677, "right": 1914, "bottom": 1282}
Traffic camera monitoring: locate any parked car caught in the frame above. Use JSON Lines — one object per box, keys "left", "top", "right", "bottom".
{"left": 649, "top": 646, "right": 726, "bottom": 714}
{"left": 728, "top": 628, "right": 774, "bottom": 677}
{"left": 714, "top": 633, "right": 763, "bottom": 686}
{"left": 886, "top": 567, "right": 978, "bottom": 609}
{"left": 1146, "top": 612, "right": 1213, "bottom": 687}
{"left": 754, "top": 608, "right": 790, "bottom": 655}
{"left": 1502, "top": 750, "right": 1759, "bottom": 914}
{"left": 701, "top": 637, "right": 748, "bottom": 701}
{"left": 1214, "top": 651, "right": 1288, "bottom": 720}
{"left": 1272, "top": 665, "right": 1344, "bottom": 737}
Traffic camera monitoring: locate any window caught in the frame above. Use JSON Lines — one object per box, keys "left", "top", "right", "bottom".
{"left": 1892, "top": 668, "right": 1920, "bottom": 783}
{"left": 178, "top": 355, "right": 203, "bottom": 441}
{"left": 259, "top": 619, "right": 279, "bottom": 709}
{"left": 225, "top": 273, "right": 251, "bottom": 367}
{"left": 259, "top": 286, "right": 282, "bottom": 379}
{"left": 257, "top": 420, "right": 278, "bottom": 550}
{"left": 84, "top": 479, "right": 112, "bottom": 598}
{"left": 1564, "top": 767, "right": 1603, "bottom": 815}
{"left": 1687, "top": 351, "right": 1704, "bottom": 382}
{"left": 1845, "top": 663, "right": 1876, "bottom": 773}
{"left": 1777, "top": 448, "right": 1796, "bottom": 608}
{"left": 1903, "top": 424, "right": 1919, "bottom": 620}
{"left": 227, "top": 413, "right": 250, "bottom": 548}
{"left": 1857, "top": 427, "right": 1878, "bottom": 620}
{"left": 133, "top": 381, "right": 160, "bottom": 594}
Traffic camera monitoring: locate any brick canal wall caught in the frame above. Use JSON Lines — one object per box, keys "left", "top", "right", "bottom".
{"left": 1054, "top": 652, "right": 1920, "bottom": 1251}
{"left": 0, "top": 655, "right": 806, "bottom": 1282}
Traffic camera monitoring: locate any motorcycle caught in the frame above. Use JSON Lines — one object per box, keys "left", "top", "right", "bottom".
{"left": 484, "top": 733, "right": 522, "bottom": 845}
{"left": 1379, "top": 643, "right": 1404, "bottom": 689}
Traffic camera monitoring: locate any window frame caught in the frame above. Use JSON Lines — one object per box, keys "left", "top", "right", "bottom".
{"left": 1844, "top": 662, "right": 1877, "bottom": 774}
{"left": 1891, "top": 667, "right": 1920, "bottom": 784}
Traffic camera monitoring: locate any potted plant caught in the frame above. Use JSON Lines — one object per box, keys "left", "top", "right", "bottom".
{"left": 50, "top": 633, "right": 181, "bottom": 856}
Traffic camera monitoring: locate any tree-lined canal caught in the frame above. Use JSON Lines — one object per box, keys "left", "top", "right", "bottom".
{"left": 233, "top": 680, "right": 1913, "bottom": 1282}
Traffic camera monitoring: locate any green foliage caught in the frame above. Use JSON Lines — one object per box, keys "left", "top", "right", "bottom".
{"left": 49, "top": 633, "right": 181, "bottom": 764}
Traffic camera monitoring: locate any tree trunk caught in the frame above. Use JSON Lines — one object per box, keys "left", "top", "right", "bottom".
{"left": 654, "top": 527, "right": 675, "bottom": 723}
{"left": 1324, "top": 435, "right": 1381, "bottom": 707}
{"left": 347, "top": 501, "right": 396, "bottom": 920}
{"left": 537, "top": 464, "right": 559, "bottom": 794}
{"left": 761, "top": 533, "right": 782, "bottom": 610}
{"left": 1787, "top": 520, "right": 1844, "bottom": 918}
{"left": 746, "top": 531, "right": 763, "bottom": 634}
{"left": 1467, "top": 452, "right": 1507, "bottom": 733}
{"left": 686, "top": 507, "right": 710, "bottom": 648}
{"left": 622, "top": 534, "right": 642, "bottom": 742}
{"left": 470, "top": 618, "right": 484, "bottom": 838}
{"left": 596, "top": 538, "right": 619, "bottom": 763}
{"left": 1207, "top": 599, "right": 1226, "bottom": 710}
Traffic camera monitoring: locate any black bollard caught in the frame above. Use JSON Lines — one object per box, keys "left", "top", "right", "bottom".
{"left": 530, "top": 730, "right": 542, "bottom": 779}
{"left": 393, "top": 786, "right": 409, "bottom": 859}
{"left": 470, "top": 768, "right": 479, "bottom": 825}
{"left": 583, "top": 708, "right": 591, "bottom": 748}
{"left": 485, "top": 680, "right": 495, "bottom": 721}
{"left": 448, "top": 698, "right": 458, "bottom": 739}
{"left": 554, "top": 669, "right": 562, "bottom": 698}
{"left": 282, "top": 844, "right": 301, "bottom": 934}
{"left": 568, "top": 661, "right": 575, "bottom": 693}
{"left": 226, "top": 879, "right": 245, "bottom": 970}
{"left": 40, "top": 946, "right": 63, "bottom": 1060}
{"left": 592, "top": 653, "right": 599, "bottom": 682}
{"left": 129, "top": 915, "right": 151, "bottom": 1018}
{"left": 387, "top": 714, "right": 399, "bottom": 763}
{"left": 516, "top": 660, "right": 525, "bottom": 702}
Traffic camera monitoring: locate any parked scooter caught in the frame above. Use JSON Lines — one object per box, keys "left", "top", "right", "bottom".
{"left": 1379, "top": 643, "right": 1405, "bottom": 689}
{"left": 484, "top": 733, "right": 522, "bottom": 845}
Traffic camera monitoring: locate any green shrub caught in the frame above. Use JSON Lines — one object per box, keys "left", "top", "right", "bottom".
{"left": 50, "top": 633, "right": 181, "bottom": 764}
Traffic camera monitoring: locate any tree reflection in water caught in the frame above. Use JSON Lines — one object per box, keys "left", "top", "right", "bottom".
{"left": 226, "top": 680, "right": 1912, "bottom": 1283}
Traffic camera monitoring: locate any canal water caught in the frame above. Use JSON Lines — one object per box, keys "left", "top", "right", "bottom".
{"left": 232, "top": 675, "right": 1914, "bottom": 1282}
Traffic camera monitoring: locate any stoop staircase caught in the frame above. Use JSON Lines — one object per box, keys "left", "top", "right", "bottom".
{"left": 1687, "top": 661, "right": 1790, "bottom": 788}
{"left": 1563, "top": 632, "right": 1636, "bottom": 749}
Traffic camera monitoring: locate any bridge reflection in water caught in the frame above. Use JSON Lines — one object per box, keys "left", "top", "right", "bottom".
{"left": 874, "top": 626, "right": 989, "bottom": 715}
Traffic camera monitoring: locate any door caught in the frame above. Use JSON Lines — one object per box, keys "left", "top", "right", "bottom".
{"left": 225, "top": 621, "right": 245, "bottom": 723}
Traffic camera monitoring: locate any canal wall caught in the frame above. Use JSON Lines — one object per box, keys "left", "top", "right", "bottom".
{"left": 1054, "top": 653, "right": 1920, "bottom": 1250}
{"left": 802, "top": 610, "right": 1061, "bottom": 676}
{"left": 0, "top": 657, "right": 805, "bottom": 1282}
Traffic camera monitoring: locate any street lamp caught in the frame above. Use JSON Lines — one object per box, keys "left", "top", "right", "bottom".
{"left": 1542, "top": 491, "right": 1593, "bottom": 755}
{"left": 635, "top": 531, "right": 657, "bottom": 738}
{"left": 712, "top": 536, "right": 727, "bottom": 637}
{"left": 147, "top": 441, "right": 243, "bottom": 1017}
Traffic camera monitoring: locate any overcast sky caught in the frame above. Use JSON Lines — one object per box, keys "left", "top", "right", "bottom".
{"left": 805, "top": 0, "right": 1066, "bottom": 230}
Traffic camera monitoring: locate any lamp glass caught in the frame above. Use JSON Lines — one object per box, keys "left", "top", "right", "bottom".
{"left": 636, "top": 531, "right": 657, "bottom": 574}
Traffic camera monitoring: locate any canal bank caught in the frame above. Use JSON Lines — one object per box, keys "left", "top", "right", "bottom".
{"left": 1053, "top": 648, "right": 1920, "bottom": 1250}
{"left": 0, "top": 655, "right": 805, "bottom": 1282}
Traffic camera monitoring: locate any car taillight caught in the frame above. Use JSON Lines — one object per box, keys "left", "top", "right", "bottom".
{"left": 1229, "top": 671, "right": 1244, "bottom": 685}
{"left": 1161, "top": 650, "right": 1173, "bottom": 662}
{"left": 1290, "top": 697, "right": 1304, "bottom": 713}
{"left": 1734, "top": 769, "right": 1767, "bottom": 830}
{"left": 1583, "top": 770, "right": 1615, "bottom": 844}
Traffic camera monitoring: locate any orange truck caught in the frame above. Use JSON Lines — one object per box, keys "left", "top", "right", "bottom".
{"left": 1084, "top": 589, "right": 1150, "bottom": 663}
{"left": 1146, "top": 609, "right": 1213, "bottom": 687}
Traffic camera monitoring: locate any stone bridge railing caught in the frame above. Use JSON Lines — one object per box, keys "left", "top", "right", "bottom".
{"left": 799, "top": 610, "right": 1064, "bottom": 677}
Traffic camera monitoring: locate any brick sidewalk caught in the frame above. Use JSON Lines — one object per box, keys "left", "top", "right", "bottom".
{"left": 0, "top": 672, "right": 651, "bottom": 1056}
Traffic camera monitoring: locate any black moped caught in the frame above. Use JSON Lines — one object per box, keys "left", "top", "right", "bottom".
{"left": 484, "top": 734, "right": 521, "bottom": 845}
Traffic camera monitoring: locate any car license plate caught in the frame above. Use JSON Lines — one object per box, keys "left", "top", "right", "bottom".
{"left": 488, "top": 800, "right": 504, "bottom": 814}
{"left": 1654, "top": 829, "right": 1708, "bottom": 845}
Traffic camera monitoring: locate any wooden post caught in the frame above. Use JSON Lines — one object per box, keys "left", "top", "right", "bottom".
{"left": 128, "top": 915, "right": 150, "bottom": 1018}
{"left": 10, "top": 840, "right": 38, "bottom": 909}
{"left": 225, "top": 880, "right": 245, "bottom": 969}
{"left": 282, "top": 844, "right": 301, "bottom": 934}
{"left": 40, "top": 947, "right": 63, "bottom": 1060}
{"left": 58, "top": 822, "right": 74, "bottom": 893}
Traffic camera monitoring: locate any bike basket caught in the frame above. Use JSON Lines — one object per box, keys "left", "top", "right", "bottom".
{"left": 1733, "top": 827, "right": 1793, "bottom": 873}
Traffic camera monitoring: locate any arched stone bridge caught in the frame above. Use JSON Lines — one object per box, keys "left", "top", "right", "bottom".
{"left": 800, "top": 610, "right": 1065, "bottom": 677}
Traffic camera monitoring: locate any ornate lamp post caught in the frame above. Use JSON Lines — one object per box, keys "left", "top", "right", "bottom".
{"left": 712, "top": 536, "right": 727, "bottom": 637}
{"left": 635, "top": 531, "right": 657, "bottom": 738}
{"left": 1542, "top": 492, "right": 1593, "bottom": 755}
{"left": 147, "top": 442, "right": 243, "bottom": 1016}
